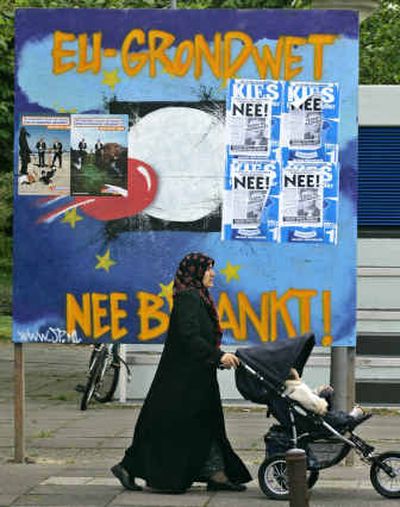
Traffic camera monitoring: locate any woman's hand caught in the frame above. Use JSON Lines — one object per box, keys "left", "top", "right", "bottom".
{"left": 220, "top": 353, "right": 240, "bottom": 369}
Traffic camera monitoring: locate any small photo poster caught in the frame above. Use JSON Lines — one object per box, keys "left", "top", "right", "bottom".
{"left": 222, "top": 157, "right": 280, "bottom": 241}
{"left": 70, "top": 114, "right": 129, "bottom": 196}
{"left": 225, "top": 79, "right": 283, "bottom": 159}
{"left": 281, "top": 81, "right": 340, "bottom": 162}
{"left": 17, "top": 115, "right": 70, "bottom": 195}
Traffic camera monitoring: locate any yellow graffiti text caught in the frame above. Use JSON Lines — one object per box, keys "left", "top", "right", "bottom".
{"left": 65, "top": 288, "right": 332, "bottom": 343}
{"left": 136, "top": 288, "right": 328, "bottom": 343}
{"left": 52, "top": 30, "right": 338, "bottom": 82}
{"left": 136, "top": 291, "right": 170, "bottom": 341}
{"left": 66, "top": 292, "right": 128, "bottom": 340}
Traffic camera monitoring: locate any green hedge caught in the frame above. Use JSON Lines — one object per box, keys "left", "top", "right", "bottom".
{"left": 0, "top": 315, "right": 12, "bottom": 341}
{"left": 0, "top": 236, "right": 12, "bottom": 271}
{"left": 0, "top": 235, "right": 12, "bottom": 316}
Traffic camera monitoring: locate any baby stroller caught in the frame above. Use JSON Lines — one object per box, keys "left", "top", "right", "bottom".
{"left": 235, "top": 333, "right": 400, "bottom": 500}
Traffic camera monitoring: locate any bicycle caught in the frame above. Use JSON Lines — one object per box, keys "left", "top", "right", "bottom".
{"left": 76, "top": 343, "right": 131, "bottom": 411}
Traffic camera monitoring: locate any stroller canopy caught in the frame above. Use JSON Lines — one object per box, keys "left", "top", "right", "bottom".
{"left": 235, "top": 333, "right": 315, "bottom": 404}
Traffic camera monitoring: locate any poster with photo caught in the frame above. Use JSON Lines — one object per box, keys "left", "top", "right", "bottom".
{"left": 226, "top": 79, "right": 283, "bottom": 158}
{"left": 222, "top": 158, "right": 280, "bottom": 241}
{"left": 281, "top": 81, "right": 340, "bottom": 162}
{"left": 279, "top": 161, "right": 339, "bottom": 244}
{"left": 70, "top": 114, "right": 129, "bottom": 196}
{"left": 17, "top": 115, "right": 70, "bottom": 195}
{"left": 280, "top": 167, "right": 324, "bottom": 227}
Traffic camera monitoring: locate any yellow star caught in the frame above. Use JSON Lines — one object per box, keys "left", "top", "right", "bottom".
{"left": 61, "top": 208, "right": 83, "bottom": 229}
{"left": 158, "top": 280, "right": 174, "bottom": 311}
{"left": 220, "top": 261, "right": 241, "bottom": 283}
{"left": 53, "top": 103, "right": 77, "bottom": 114}
{"left": 55, "top": 106, "right": 78, "bottom": 113}
{"left": 95, "top": 249, "right": 116, "bottom": 273}
{"left": 102, "top": 69, "right": 121, "bottom": 90}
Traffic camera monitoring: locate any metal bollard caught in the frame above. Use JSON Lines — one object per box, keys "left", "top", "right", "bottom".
{"left": 286, "top": 448, "right": 309, "bottom": 507}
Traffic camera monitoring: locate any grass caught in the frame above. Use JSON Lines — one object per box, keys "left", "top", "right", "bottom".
{"left": 0, "top": 238, "right": 13, "bottom": 341}
{"left": 370, "top": 407, "right": 400, "bottom": 416}
{"left": 33, "top": 430, "right": 55, "bottom": 439}
{"left": 71, "top": 159, "right": 126, "bottom": 195}
{"left": 0, "top": 315, "right": 12, "bottom": 342}
{"left": 71, "top": 162, "right": 106, "bottom": 194}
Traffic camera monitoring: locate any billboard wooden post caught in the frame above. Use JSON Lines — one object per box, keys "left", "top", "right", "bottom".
{"left": 330, "top": 346, "right": 355, "bottom": 465}
{"left": 14, "top": 343, "right": 25, "bottom": 463}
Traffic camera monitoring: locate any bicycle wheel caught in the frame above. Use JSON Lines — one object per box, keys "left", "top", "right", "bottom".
{"left": 80, "top": 351, "right": 104, "bottom": 411}
{"left": 258, "top": 454, "right": 319, "bottom": 500}
{"left": 94, "top": 350, "right": 120, "bottom": 403}
{"left": 370, "top": 451, "right": 400, "bottom": 498}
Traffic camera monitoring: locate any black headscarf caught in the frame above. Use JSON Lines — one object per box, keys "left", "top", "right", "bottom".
{"left": 173, "top": 252, "right": 222, "bottom": 345}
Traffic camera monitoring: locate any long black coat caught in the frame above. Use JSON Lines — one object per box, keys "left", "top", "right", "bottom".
{"left": 121, "top": 289, "right": 251, "bottom": 491}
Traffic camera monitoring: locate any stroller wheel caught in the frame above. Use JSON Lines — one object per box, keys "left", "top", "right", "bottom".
{"left": 258, "top": 454, "right": 319, "bottom": 500}
{"left": 370, "top": 451, "right": 400, "bottom": 498}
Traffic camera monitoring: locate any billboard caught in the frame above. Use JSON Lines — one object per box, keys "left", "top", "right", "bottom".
{"left": 14, "top": 9, "right": 358, "bottom": 346}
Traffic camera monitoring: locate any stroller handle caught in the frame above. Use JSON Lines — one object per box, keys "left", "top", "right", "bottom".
{"left": 241, "top": 361, "right": 266, "bottom": 382}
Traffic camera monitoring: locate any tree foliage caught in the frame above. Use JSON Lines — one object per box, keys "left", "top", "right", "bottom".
{"left": 0, "top": 7, "right": 14, "bottom": 179}
{"left": 359, "top": 1, "right": 400, "bottom": 84}
{"left": 0, "top": 171, "right": 13, "bottom": 235}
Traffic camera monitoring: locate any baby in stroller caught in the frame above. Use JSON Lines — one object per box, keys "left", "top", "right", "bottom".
{"left": 235, "top": 333, "right": 400, "bottom": 500}
{"left": 284, "top": 367, "right": 367, "bottom": 421}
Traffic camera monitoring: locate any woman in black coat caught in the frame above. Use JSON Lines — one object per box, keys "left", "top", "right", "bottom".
{"left": 111, "top": 252, "right": 251, "bottom": 493}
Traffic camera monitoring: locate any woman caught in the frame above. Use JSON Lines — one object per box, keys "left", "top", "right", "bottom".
{"left": 111, "top": 252, "right": 251, "bottom": 493}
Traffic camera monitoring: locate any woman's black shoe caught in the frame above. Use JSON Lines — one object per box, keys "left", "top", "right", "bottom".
{"left": 111, "top": 464, "right": 143, "bottom": 491}
{"left": 207, "top": 480, "right": 246, "bottom": 492}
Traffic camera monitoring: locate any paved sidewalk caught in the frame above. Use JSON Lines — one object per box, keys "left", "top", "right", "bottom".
{"left": 1, "top": 342, "right": 400, "bottom": 506}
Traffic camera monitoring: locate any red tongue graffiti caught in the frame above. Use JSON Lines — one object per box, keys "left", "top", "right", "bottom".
{"left": 38, "top": 159, "right": 158, "bottom": 223}
{"left": 81, "top": 159, "right": 158, "bottom": 220}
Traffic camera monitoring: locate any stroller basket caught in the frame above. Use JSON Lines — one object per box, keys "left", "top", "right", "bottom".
{"left": 264, "top": 425, "right": 351, "bottom": 471}
{"left": 307, "top": 438, "right": 351, "bottom": 470}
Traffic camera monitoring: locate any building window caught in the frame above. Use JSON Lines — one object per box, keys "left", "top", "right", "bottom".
{"left": 358, "top": 126, "right": 400, "bottom": 237}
